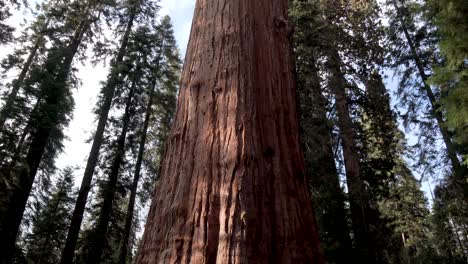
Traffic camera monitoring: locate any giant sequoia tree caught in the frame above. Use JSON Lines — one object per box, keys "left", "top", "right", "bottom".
{"left": 136, "top": 0, "right": 324, "bottom": 263}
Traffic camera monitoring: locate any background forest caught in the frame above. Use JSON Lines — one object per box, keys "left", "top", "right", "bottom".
{"left": 0, "top": 0, "right": 466, "bottom": 263}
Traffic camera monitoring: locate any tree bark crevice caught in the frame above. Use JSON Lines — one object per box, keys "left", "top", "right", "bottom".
{"left": 136, "top": 0, "right": 323, "bottom": 263}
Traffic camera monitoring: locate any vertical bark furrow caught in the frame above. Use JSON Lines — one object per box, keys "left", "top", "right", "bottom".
{"left": 136, "top": 0, "right": 323, "bottom": 263}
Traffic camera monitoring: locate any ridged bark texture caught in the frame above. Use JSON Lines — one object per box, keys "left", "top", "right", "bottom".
{"left": 136, "top": 0, "right": 324, "bottom": 263}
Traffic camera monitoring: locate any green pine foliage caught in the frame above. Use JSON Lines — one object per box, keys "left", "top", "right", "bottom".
{"left": 428, "top": 0, "right": 468, "bottom": 162}
{"left": 360, "top": 72, "right": 437, "bottom": 264}
{"left": 0, "top": 1, "right": 120, "bottom": 262}
{"left": 139, "top": 16, "right": 181, "bottom": 201}
{"left": 75, "top": 12, "right": 180, "bottom": 264}
{"left": 0, "top": 0, "right": 73, "bottom": 169}
{"left": 289, "top": 1, "right": 353, "bottom": 263}
{"left": 384, "top": 0, "right": 441, "bottom": 172}
{"left": 427, "top": 0, "right": 468, "bottom": 201}
{"left": 24, "top": 167, "right": 76, "bottom": 264}
{"left": 432, "top": 184, "right": 468, "bottom": 263}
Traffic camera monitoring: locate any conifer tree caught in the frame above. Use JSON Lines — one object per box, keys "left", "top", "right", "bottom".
{"left": 25, "top": 167, "right": 76, "bottom": 264}
{"left": 0, "top": 1, "right": 113, "bottom": 262}
{"left": 426, "top": 0, "right": 468, "bottom": 210}
{"left": 321, "top": 18, "right": 374, "bottom": 264}
{"left": 290, "top": 1, "right": 382, "bottom": 261}
{"left": 2, "top": 1, "right": 467, "bottom": 263}
{"left": 432, "top": 184, "right": 468, "bottom": 263}
{"left": 427, "top": 0, "right": 468, "bottom": 165}
{"left": 0, "top": 0, "right": 60, "bottom": 131}
{"left": 317, "top": 0, "right": 407, "bottom": 262}
{"left": 429, "top": 175, "right": 468, "bottom": 262}
{"left": 118, "top": 16, "right": 181, "bottom": 264}
{"left": 0, "top": 0, "right": 71, "bottom": 168}
{"left": 68, "top": 15, "right": 179, "bottom": 264}
{"left": 75, "top": 15, "right": 181, "bottom": 264}
{"left": 86, "top": 53, "right": 141, "bottom": 264}
{"left": 360, "top": 72, "right": 436, "bottom": 263}
{"left": 290, "top": 1, "right": 353, "bottom": 263}
{"left": 60, "top": 1, "right": 160, "bottom": 262}
{"left": 384, "top": 0, "right": 461, "bottom": 174}
{"left": 384, "top": 2, "right": 467, "bottom": 259}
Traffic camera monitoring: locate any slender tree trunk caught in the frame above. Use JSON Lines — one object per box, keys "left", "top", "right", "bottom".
{"left": 0, "top": 18, "right": 89, "bottom": 264}
{"left": 118, "top": 45, "right": 164, "bottom": 263}
{"left": 119, "top": 89, "right": 154, "bottom": 264}
{"left": 86, "top": 70, "right": 138, "bottom": 264}
{"left": 118, "top": 88, "right": 152, "bottom": 264}
{"left": 0, "top": 19, "right": 50, "bottom": 130}
{"left": 326, "top": 49, "right": 374, "bottom": 263}
{"left": 9, "top": 99, "right": 41, "bottom": 167}
{"left": 136, "top": 0, "right": 324, "bottom": 263}
{"left": 297, "top": 59, "right": 353, "bottom": 263}
{"left": 391, "top": 0, "right": 461, "bottom": 170}
{"left": 60, "top": 10, "right": 136, "bottom": 264}
{"left": 0, "top": 98, "right": 39, "bottom": 169}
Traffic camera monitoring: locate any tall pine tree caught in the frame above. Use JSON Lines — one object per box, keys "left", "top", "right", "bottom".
{"left": 118, "top": 15, "right": 181, "bottom": 264}
{"left": 25, "top": 167, "right": 76, "bottom": 264}
{"left": 290, "top": 1, "right": 353, "bottom": 263}
{"left": 60, "top": 1, "right": 161, "bottom": 262}
{"left": 136, "top": 0, "right": 325, "bottom": 262}
{"left": 0, "top": 0, "right": 114, "bottom": 262}
{"left": 384, "top": 0, "right": 461, "bottom": 175}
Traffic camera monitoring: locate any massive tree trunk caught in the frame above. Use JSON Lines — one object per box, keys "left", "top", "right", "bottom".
{"left": 86, "top": 68, "right": 138, "bottom": 264}
{"left": 136, "top": 0, "right": 324, "bottom": 263}
{"left": 326, "top": 49, "right": 374, "bottom": 262}
{"left": 297, "top": 58, "right": 353, "bottom": 263}
{"left": 60, "top": 9, "right": 136, "bottom": 264}
{"left": 0, "top": 18, "right": 89, "bottom": 264}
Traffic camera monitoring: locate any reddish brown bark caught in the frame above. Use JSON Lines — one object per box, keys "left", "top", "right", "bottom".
{"left": 136, "top": 0, "right": 324, "bottom": 263}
